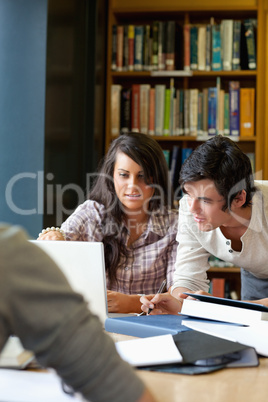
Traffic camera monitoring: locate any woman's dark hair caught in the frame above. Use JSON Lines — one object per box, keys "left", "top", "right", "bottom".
{"left": 88, "top": 132, "right": 173, "bottom": 284}
{"left": 179, "top": 135, "right": 256, "bottom": 210}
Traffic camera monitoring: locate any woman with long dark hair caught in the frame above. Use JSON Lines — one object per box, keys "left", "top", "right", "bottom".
{"left": 38, "top": 133, "right": 178, "bottom": 313}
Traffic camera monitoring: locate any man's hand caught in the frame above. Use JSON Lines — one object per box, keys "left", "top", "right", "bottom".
{"left": 140, "top": 292, "right": 182, "bottom": 315}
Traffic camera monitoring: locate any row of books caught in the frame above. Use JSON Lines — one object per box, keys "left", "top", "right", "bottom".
{"left": 184, "top": 18, "right": 257, "bottom": 72}
{"left": 111, "top": 18, "right": 256, "bottom": 72}
{"left": 111, "top": 21, "right": 181, "bottom": 72}
{"left": 111, "top": 80, "right": 255, "bottom": 139}
{"left": 208, "top": 278, "right": 239, "bottom": 300}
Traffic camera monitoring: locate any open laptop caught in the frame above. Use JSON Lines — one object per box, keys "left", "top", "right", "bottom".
{"left": 30, "top": 240, "right": 109, "bottom": 324}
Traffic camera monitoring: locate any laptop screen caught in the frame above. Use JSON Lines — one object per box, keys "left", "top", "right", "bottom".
{"left": 29, "top": 241, "right": 108, "bottom": 324}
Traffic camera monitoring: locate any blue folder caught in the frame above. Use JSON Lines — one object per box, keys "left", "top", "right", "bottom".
{"left": 105, "top": 314, "right": 191, "bottom": 338}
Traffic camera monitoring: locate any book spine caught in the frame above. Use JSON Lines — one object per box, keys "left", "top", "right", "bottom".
{"left": 244, "top": 19, "right": 257, "bottom": 70}
{"left": 178, "top": 89, "right": 184, "bottom": 135}
{"left": 128, "top": 25, "right": 135, "bottom": 71}
{"left": 202, "top": 88, "right": 208, "bottom": 139}
{"left": 181, "top": 148, "right": 193, "bottom": 164}
{"left": 116, "top": 25, "right": 124, "bottom": 72}
{"left": 197, "top": 25, "right": 206, "bottom": 71}
{"left": 240, "top": 88, "right": 255, "bottom": 137}
{"left": 162, "top": 149, "right": 170, "bottom": 168}
{"left": 152, "top": 21, "right": 159, "bottom": 70}
{"left": 120, "top": 88, "right": 131, "bottom": 134}
{"left": 170, "top": 145, "right": 181, "bottom": 192}
{"left": 197, "top": 92, "right": 203, "bottom": 138}
{"left": 148, "top": 87, "right": 155, "bottom": 135}
{"left": 205, "top": 24, "right": 211, "bottom": 71}
{"left": 158, "top": 21, "right": 166, "bottom": 71}
{"left": 184, "top": 89, "right": 190, "bottom": 135}
{"left": 155, "top": 85, "right": 165, "bottom": 135}
{"left": 166, "top": 21, "right": 176, "bottom": 71}
{"left": 224, "top": 92, "right": 230, "bottom": 135}
{"left": 111, "top": 85, "right": 122, "bottom": 137}
{"left": 131, "top": 84, "right": 140, "bottom": 132}
{"left": 232, "top": 20, "right": 241, "bottom": 70}
{"left": 163, "top": 88, "right": 171, "bottom": 135}
{"left": 134, "top": 26, "right": 144, "bottom": 71}
{"left": 143, "top": 25, "right": 151, "bottom": 71}
{"left": 190, "top": 25, "right": 198, "bottom": 70}
{"left": 189, "top": 88, "right": 198, "bottom": 136}
{"left": 212, "top": 278, "right": 225, "bottom": 298}
{"left": 208, "top": 87, "right": 217, "bottom": 136}
{"left": 222, "top": 20, "right": 233, "bottom": 71}
{"left": 183, "top": 24, "right": 191, "bottom": 71}
{"left": 229, "top": 81, "right": 240, "bottom": 138}
{"left": 218, "top": 89, "right": 225, "bottom": 135}
{"left": 111, "top": 24, "right": 117, "bottom": 71}
{"left": 123, "top": 25, "right": 129, "bottom": 71}
{"left": 212, "top": 24, "right": 222, "bottom": 71}
{"left": 169, "top": 78, "right": 175, "bottom": 135}
{"left": 140, "top": 84, "right": 150, "bottom": 134}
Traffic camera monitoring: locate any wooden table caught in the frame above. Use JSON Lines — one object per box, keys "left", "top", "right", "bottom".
{"left": 111, "top": 333, "right": 268, "bottom": 402}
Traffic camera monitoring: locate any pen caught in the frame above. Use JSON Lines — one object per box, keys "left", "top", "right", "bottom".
{"left": 147, "top": 279, "right": 167, "bottom": 314}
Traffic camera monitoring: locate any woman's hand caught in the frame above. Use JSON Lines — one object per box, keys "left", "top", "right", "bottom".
{"left": 37, "top": 231, "right": 65, "bottom": 241}
{"left": 107, "top": 291, "right": 143, "bottom": 314}
{"left": 140, "top": 292, "right": 182, "bottom": 315}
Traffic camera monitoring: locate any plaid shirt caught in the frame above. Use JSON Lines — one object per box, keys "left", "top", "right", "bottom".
{"left": 61, "top": 200, "right": 178, "bottom": 294}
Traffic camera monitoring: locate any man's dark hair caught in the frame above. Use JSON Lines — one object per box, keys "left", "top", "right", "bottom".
{"left": 179, "top": 135, "right": 256, "bottom": 210}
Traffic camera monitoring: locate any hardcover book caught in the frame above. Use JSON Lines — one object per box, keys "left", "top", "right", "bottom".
{"left": 140, "top": 84, "right": 150, "bottom": 134}
{"left": 128, "top": 24, "right": 135, "bottom": 71}
{"left": 105, "top": 314, "right": 191, "bottom": 338}
{"left": 190, "top": 25, "right": 198, "bottom": 70}
{"left": 165, "top": 21, "right": 176, "bottom": 71}
{"left": 154, "top": 84, "right": 166, "bottom": 135}
{"left": 120, "top": 88, "right": 131, "bottom": 134}
{"left": 111, "top": 24, "right": 117, "bottom": 70}
{"left": 116, "top": 25, "right": 124, "bottom": 71}
{"left": 181, "top": 293, "right": 268, "bottom": 326}
{"left": 229, "top": 81, "right": 240, "bottom": 138}
{"left": 244, "top": 19, "right": 257, "bottom": 70}
{"left": 232, "top": 20, "right": 241, "bottom": 70}
{"left": 240, "top": 87, "right": 255, "bottom": 137}
{"left": 222, "top": 20, "right": 233, "bottom": 71}
{"left": 134, "top": 25, "right": 144, "bottom": 71}
{"left": 158, "top": 21, "right": 166, "bottom": 70}
{"left": 152, "top": 21, "right": 159, "bottom": 70}
{"left": 197, "top": 25, "right": 206, "bottom": 71}
{"left": 211, "top": 24, "right": 222, "bottom": 71}
{"left": 111, "top": 84, "right": 122, "bottom": 136}
{"left": 207, "top": 87, "right": 217, "bottom": 136}
{"left": 131, "top": 84, "right": 140, "bottom": 132}
{"left": 183, "top": 23, "right": 191, "bottom": 71}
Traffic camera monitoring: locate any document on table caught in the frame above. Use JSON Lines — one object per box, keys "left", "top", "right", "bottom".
{"left": 115, "top": 334, "right": 183, "bottom": 366}
{"left": 182, "top": 318, "right": 268, "bottom": 357}
{"left": 0, "top": 369, "right": 87, "bottom": 402}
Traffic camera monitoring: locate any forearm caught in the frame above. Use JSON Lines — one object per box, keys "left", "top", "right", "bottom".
{"left": 171, "top": 286, "right": 192, "bottom": 300}
{"left": 107, "top": 292, "right": 143, "bottom": 313}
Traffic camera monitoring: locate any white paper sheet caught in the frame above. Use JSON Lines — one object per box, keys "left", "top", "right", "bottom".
{"left": 0, "top": 369, "right": 86, "bottom": 402}
{"left": 115, "top": 334, "right": 183, "bottom": 366}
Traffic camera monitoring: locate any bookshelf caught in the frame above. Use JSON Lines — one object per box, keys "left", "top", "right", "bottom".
{"left": 105, "top": 0, "right": 267, "bottom": 297}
